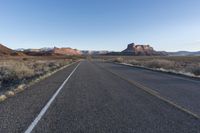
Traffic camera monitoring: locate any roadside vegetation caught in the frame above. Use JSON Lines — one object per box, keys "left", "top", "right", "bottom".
{"left": 0, "top": 56, "right": 82, "bottom": 93}
{"left": 98, "top": 56, "right": 200, "bottom": 77}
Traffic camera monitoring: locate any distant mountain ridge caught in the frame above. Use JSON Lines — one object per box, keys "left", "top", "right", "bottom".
{"left": 23, "top": 47, "right": 81, "bottom": 56}
{"left": 1, "top": 43, "right": 200, "bottom": 56}
{"left": 81, "top": 50, "right": 109, "bottom": 55}
{"left": 168, "top": 51, "right": 200, "bottom": 56}
{"left": 53, "top": 47, "right": 81, "bottom": 55}
{"left": 19, "top": 48, "right": 109, "bottom": 55}
{"left": 0, "top": 44, "right": 81, "bottom": 56}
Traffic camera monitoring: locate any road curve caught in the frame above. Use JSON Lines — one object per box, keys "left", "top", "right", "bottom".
{"left": 0, "top": 60, "right": 200, "bottom": 133}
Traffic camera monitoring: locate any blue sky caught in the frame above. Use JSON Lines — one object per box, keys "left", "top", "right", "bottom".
{"left": 0, "top": 0, "right": 200, "bottom": 51}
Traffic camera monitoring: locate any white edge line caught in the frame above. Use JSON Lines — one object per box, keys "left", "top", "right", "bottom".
{"left": 24, "top": 62, "right": 80, "bottom": 133}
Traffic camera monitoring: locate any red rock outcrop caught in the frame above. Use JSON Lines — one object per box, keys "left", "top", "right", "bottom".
{"left": 0, "top": 44, "right": 13, "bottom": 55}
{"left": 52, "top": 47, "right": 81, "bottom": 55}
{"left": 122, "top": 43, "right": 166, "bottom": 56}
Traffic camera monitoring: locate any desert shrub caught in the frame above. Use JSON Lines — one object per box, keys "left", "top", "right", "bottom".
{"left": 0, "top": 59, "right": 71, "bottom": 90}
{"left": 113, "top": 57, "right": 124, "bottom": 63}
{"left": 192, "top": 68, "right": 200, "bottom": 76}
{"left": 0, "top": 61, "right": 34, "bottom": 79}
{"left": 143, "top": 59, "right": 175, "bottom": 69}
{"left": 191, "top": 68, "right": 200, "bottom": 76}
{"left": 65, "top": 55, "right": 83, "bottom": 61}
{"left": 0, "top": 67, "right": 18, "bottom": 87}
{"left": 128, "top": 59, "right": 140, "bottom": 65}
{"left": 22, "top": 58, "right": 28, "bottom": 61}
{"left": 185, "top": 64, "right": 200, "bottom": 76}
{"left": 33, "top": 62, "right": 51, "bottom": 75}
{"left": 109, "top": 56, "right": 200, "bottom": 77}
{"left": 0, "top": 61, "right": 34, "bottom": 88}
{"left": 48, "top": 62, "right": 58, "bottom": 68}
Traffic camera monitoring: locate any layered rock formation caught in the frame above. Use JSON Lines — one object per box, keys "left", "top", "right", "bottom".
{"left": 23, "top": 47, "right": 81, "bottom": 56}
{"left": 52, "top": 47, "right": 81, "bottom": 55}
{"left": 121, "top": 43, "right": 167, "bottom": 56}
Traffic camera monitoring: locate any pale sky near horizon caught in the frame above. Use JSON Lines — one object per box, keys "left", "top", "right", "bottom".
{"left": 0, "top": 0, "right": 200, "bottom": 52}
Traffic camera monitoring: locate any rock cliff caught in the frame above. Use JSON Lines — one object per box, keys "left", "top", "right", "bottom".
{"left": 122, "top": 43, "right": 167, "bottom": 56}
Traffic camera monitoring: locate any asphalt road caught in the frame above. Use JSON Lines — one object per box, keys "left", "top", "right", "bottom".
{"left": 0, "top": 60, "right": 200, "bottom": 133}
{"left": 95, "top": 61, "right": 200, "bottom": 117}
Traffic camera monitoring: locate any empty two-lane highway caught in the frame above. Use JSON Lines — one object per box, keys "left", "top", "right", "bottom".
{"left": 0, "top": 60, "right": 200, "bottom": 133}
{"left": 95, "top": 61, "right": 200, "bottom": 117}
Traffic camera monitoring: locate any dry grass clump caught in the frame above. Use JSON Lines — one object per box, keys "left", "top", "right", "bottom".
{"left": 113, "top": 57, "right": 123, "bottom": 63}
{"left": 143, "top": 59, "right": 176, "bottom": 70}
{"left": 0, "top": 61, "right": 34, "bottom": 89}
{"left": 28, "top": 60, "right": 67, "bottom": 75}
{"left": 0, "top": 58, "right": 72, "bottom": 91}
{"left": 193, "top": 68, "right": 200, "bottom": 76}
{"left": 0, "top": 95, "right": 7, "bottom": 102}
{"left": 113, "top": 57, "right": 140, "bottom": 66}
{"left": 185, "top": 63, "right": 200, "bottom": 76}
{"left": 5, "top": 91, "right": 15, "bottom": 97}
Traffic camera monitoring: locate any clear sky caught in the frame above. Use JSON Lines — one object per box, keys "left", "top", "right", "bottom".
{"left": 0, "top": 0, "right": 200, "bottom": 51}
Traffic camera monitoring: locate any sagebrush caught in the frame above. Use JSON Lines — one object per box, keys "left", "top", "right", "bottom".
{"left": 0, "top": 58, "right": 72, "bottom": 91}
{"left": 107, "top": 56, "right": 200, "bottom": 76}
